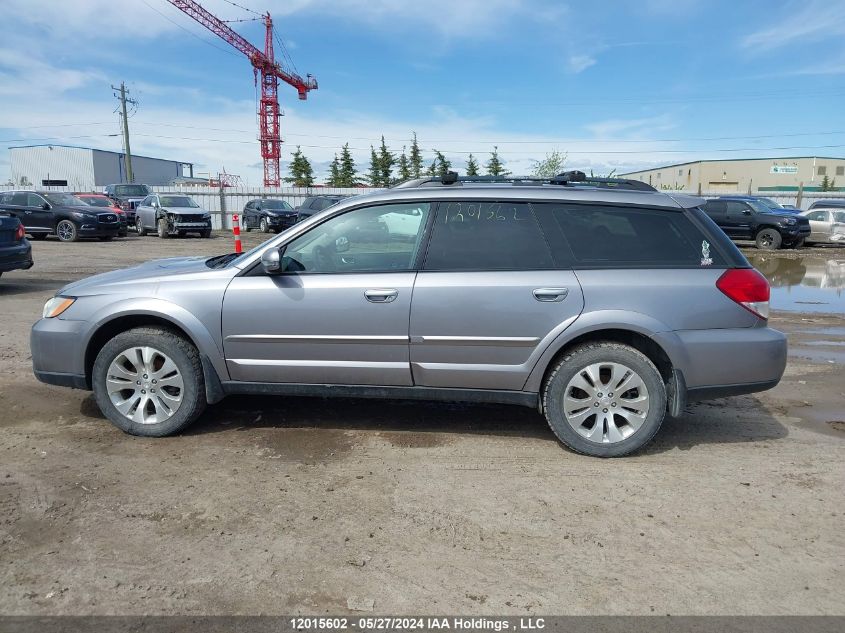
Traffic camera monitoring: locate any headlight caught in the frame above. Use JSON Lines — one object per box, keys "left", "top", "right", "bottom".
{"left": 167, "top": 213, "right": 176, "bottom": 222}
{"left": 70, "top": 211, "right": 93, "bottom": 220}
{"left": 782, "top": 217, "right": 797, "bottom": 225}
{"left": 43, "top": 296, "right": 76, "bottom": 319}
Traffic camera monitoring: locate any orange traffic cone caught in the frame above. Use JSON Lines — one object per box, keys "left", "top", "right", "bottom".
{"left": 232, "top": 213, "right": 243, "bottom": 254}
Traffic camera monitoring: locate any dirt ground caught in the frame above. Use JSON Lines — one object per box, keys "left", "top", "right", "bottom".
{"left": 0, "top": 232, "right": 843, "bottom": 616}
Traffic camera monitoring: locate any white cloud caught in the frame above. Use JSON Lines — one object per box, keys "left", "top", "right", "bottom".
{"left": 742, "top": 1, "right": 845, "bottom": 50}
{"left": 567, "top": 55, "right": 596, "bottom": 73}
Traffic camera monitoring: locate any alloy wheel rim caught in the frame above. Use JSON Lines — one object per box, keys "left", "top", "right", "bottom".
{"left": 136, "top": 218, "right": 143, "bottom": 232}
{"left": 106, "top": 346, "right": 184, "bottom": 425}
{"left": 562, "top": 361, "right": 650, "bottom": 444}
{"left": 58, "top": 222, "right": 73, "bottom": 240}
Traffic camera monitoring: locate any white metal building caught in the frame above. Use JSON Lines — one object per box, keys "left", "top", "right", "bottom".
{"left": 8, "top": 145, "right": 194, "bottom": 190}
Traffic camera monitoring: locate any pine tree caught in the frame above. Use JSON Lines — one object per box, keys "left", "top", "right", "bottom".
{"left": 284, "top": 146, "right": 314, "bottom": 186}
{"left": 433, "top": 149, "right": 451, "bottom": 177}
{"left": 821, "top": 174, "right": 832, "bottom": 191}
{"left": 485, "top": 146, "right": 510, "bottom": 176}
{"left": 409, "top": 132, "right": 423, "bottom": 178}
{"left": 465, "top": 153, "right": 479, "bottom": 176}
{"left": 426, "top": 159, "right": 437, "bottom": 177}
{"left": 377, "top": 135, "right": 395, "bottom": 186}
{"left": 338, "top": 143, "right": 357, "bottom": 187}
{"left": 365, "top": 146, "right": 381, "bottom": 186}
{"left": 397, "top": 147, "right": 411, "bottom": 182}
{"left": 328, "top": 154, "right": 341, "bottom": 186}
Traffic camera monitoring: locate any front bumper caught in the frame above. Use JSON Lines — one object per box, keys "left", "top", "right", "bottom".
{"left": 31, "top": 317, "right": 88, "bottom": 387}
{"left": 0, "top": 241, "right": 33, "bottom": 272}
{"left": 78, "top": 221, "right": 120, "bottom": 237}
{"left": 655, "top": 325, "right": 787, "bottom": 400}
{"left": 265, "top": 214, "right": 297, "bottom": 229}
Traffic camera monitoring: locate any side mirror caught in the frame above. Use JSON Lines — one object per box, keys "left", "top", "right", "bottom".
{"left": 41, "top": 203, "right": 50, "bottom": 210}
{"left": 335, "top": 235, "right": 350, "bottom": 253}
{"left": 152, "top": 201, "right": 160, "bottom": 209}
{"left": 261, "top": 248, "right": 281, "bottom": 274}
{"left": 742, "top": 209, "right": 752, "bottom": 215}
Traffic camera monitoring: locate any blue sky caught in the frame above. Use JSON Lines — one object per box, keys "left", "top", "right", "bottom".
{"left": 2, "top": 0, "right": 844, "bottom": 185}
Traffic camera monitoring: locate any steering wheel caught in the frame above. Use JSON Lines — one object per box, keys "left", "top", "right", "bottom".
{"left": 312, "top": 245, "right": 334, "bottom": 272}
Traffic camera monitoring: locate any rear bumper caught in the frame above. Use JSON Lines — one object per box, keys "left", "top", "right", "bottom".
{"left": 655, "top": 325, "right": 787, "bottom": 399}
{"left": 0, "top": 241, "right": 33, "bottom": 272}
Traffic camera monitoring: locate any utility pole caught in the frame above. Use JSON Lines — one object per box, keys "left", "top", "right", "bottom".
{"left": 111, "top": 82, "right": 138, "bottom": 182}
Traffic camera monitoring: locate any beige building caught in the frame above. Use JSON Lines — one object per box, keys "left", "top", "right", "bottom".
{"left": 620, "top": 156, "right": 845, "bottom": 193}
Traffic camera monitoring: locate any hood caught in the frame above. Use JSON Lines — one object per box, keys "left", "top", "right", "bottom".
{"left": 162, "top": 206, "right": 208, "bottom": 214}
{"left": 58, "top": 256, "right": 214, "bottom": 297}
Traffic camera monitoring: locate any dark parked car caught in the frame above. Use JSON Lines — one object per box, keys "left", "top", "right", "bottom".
{"left": 242, "top": 198, "right": 297, "bottom": 233}
{"left": 0, "top": 215, "right": 33, "bottom": 277}
{"left": 0, "top": 191, "right": 121, "bottom": 242}
{"left": 702, "top": 196, "right": 810, "bottom": 250}
{"left": 808, "top": 199, "right": 845, "bottom": 210}
{"left": 103, "top": 184, "right": 152, "bottom": 224}
{"left": 294, "top": 195, "right": 347, "bottom": 222}
{"left": 76, "top": 193, "right": 128, "bottom": 237}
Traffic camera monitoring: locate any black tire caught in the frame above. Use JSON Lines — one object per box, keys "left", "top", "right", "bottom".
{"left": 99, "top": 236, "right": 113, "bottom": 242}
{"left": 136, "top": 217, "right": 147, "bottom": 237}
{"left": 56, "top": 220, "right": 79, "bottom": 242}
{"left": 92, "top": 327, "right": 206, "bottom": 437}
{"left": 200, "top": 229, "right": 212, "bottom": 238}
{"left": 542, "top": 342, "right": 667, "bottom": 457}
{"left": 157, "top": 218, "right": 170, "bottom": 239}
{"left": 755, "top": 228, "right": 782, "bottom": 250}
{"left": 244, "top": 217, "right": 252, "bottom": 232}
{"left": 29, "top": 233, "right": 48, "bottom": 241}
{"left": 260, "top": 217, "right": 270, "bottom": 233}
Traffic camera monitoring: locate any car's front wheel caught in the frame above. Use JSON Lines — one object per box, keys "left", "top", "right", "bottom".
{"left": 260, "top": 217, "right": 270, "bottom": 233}
{"left": 542, "top": 342, "right": 667, "bottom": 457}
{"left": 755, "top": 228, "right": 782, "bottom": 250}
{"left": 56, "top": 220, "right": 79, "bottom": 242}
{"left": 92, "top": 327, "right": 206, "bottom": 436}
{"left": 136, "top": 217, "right": 147, "bottom": 236}
{"left": 157, "top": 218, "right": 170, "bottom": 239}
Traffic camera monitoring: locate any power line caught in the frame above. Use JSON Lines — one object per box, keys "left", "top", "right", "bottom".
{"left": 219, "top": 0, "right": 261, "bottom": 16}
{"left": 139, "top": 0, "right": 241, "bottom": 58}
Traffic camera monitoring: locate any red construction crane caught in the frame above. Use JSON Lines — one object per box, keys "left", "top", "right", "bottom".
{"left": 166, "top": 0, "right": 317, "bottom": 186}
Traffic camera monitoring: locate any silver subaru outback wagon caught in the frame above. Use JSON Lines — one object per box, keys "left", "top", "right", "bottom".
{"left": 31, "top": 172, "right": 787, "bottom": 457}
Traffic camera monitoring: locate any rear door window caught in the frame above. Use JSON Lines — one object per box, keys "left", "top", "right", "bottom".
{"left": 702, "top": 200, "right": 726, "bottom": 220}
{"left": 536, "top": 203, "right": 727, "bottom": 268}
{"left": 423, "top": 201, "right": 553, "bottom": 271}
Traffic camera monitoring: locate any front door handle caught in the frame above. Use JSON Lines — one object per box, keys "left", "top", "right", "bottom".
{"left": 533, "top": 287, "right": 569, "bottom": 302}
{"left": 365, "top": 289, "right": 398, "bottom": 303}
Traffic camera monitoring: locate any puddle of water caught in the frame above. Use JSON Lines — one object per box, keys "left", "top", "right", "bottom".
{"left": 747, "top": 253, "right": 845, "bottom": 313}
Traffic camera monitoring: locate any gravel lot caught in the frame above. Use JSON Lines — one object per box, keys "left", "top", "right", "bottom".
{"left": 1, "top": 232, "right": 843, "bottom": 615}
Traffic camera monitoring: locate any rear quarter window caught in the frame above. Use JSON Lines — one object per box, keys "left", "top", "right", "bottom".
{"left": 535, "top": 203, "right": 730, "bottom": 268}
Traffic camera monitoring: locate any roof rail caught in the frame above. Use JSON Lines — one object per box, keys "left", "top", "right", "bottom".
{"left": 393, "top": 170, "right": 657, "bottom": 192}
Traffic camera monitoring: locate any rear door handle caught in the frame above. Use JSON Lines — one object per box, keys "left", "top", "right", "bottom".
{"left": 365, "top": 289, "right": 398, "bottom": 303}
{"left": 533, "top": 287, "right": 569, "bottom": 302}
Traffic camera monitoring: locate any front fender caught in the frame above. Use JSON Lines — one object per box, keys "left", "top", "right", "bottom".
{"left": 522, "top": 309, "right": 685, "bottom": 393}
{"left": 82, "top": 297, "right": 229, "bottom": 381}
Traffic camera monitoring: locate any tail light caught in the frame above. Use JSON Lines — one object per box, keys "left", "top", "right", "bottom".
{"left": 716, "top": 268, "right": 770, "bottom": 320}
{"left": 15, "top": 222, "right": 25, "bottom": 241}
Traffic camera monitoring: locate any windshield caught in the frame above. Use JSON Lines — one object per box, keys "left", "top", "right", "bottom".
{"left": 44, "top": 193, "right": 87, "bottom": 206}
{"left": 115, "top": 185, "right": 150, "bottom": 196}
{"left": 160, "top": 196, "right": 199, "bottom": 208}
{"left": 261, "top": 199, "right": 292, "bottom": 209}
{"left": 748, "top": 200, "right": 775, "bottom": 214}
{"left": 758, "top": 198, "right": 784, "bottom": 209}
{"left": 80, "top": 196, "right": 111, "bottom": 207}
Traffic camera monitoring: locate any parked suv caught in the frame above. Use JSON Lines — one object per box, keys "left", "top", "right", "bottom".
{"left": 0, "top": 215, "right": 33, "bottom": 277}
{"left": 135, "top": 193, "right": 212, "bottom": 238}
{"left": 31, "top": 172, "right": 787, "bottom": 457}
{"left": 701, "top": 196, "right": 810, "bottom": 250}
{"left": 103, "top": 184, "right": 151, "bottom": 225}
{"left": 0, "top": 191, "right": 121, "bottom": 242}
{"left": 242, "top": 198, "right": 297, "bottom": 233}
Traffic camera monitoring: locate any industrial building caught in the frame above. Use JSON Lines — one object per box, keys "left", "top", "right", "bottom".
{"left": 8, "top": 145, "right": 194, "bottom": 190}
{"left": 621, "top": 156, "right": 845, "bottom": 193}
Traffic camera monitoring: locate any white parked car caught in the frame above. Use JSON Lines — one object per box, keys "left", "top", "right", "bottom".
{"left": 800, "top": 208, "right": 845, "bottom": 245}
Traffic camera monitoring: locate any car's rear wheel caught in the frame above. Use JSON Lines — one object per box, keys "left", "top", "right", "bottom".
{"left": 92, "top": 327, "right": 206, "bottom": 436}
{"left": 56, "top": 220, "right": 79, "bottom": 242}
{"left": 542, "top": 342, "right": 666, "bottom": 457}
{"left": 157, "top": 218, "right": 170, "bottom": 239}
{"left": 755, "top": 228, "right": 782, "bottom": 250}
{"left": 136, "top": 217, "right": 147, "bottom": 236}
